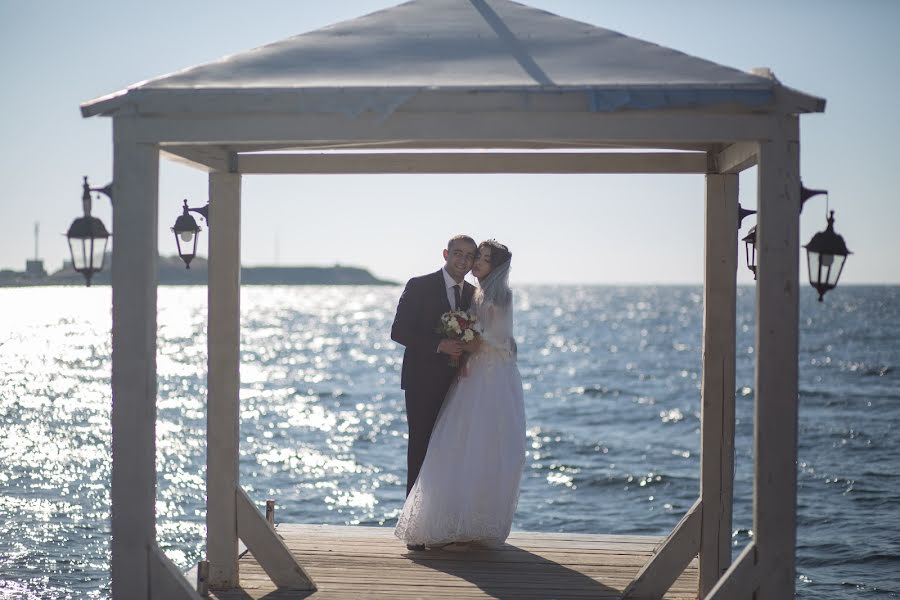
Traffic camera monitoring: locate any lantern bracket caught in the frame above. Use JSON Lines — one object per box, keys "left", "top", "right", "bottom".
{"left": 737, "top": 204, "right": 756, "bottom": 229}
{"left": 799, "top": 182, "right": 827, "bottom": 214}
{"left": 186, "top": 202, "right": 210, "bottom": 225}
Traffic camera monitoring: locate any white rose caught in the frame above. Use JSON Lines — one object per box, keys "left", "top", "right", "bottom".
{"left": 463, "top": 330, "right": 474, "bottom": 342}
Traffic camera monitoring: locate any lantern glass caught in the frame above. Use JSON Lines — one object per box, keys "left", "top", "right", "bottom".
{"left": 172, "top": 202, "right": 202, "bottom": 268}
{"left": 173, "top": 225, "right": 200, "bottom": 268}
{"left": 803, "top": 211, "right": 851, "bottom": 302}
{"left": 90, "top": 236, "right": 109, "bottom": 272}
{"left": 806, "top": 249, "right": 847, "bottom": 297}
{"left": 68, "top": 237, "right": 89, "bottom": 272}
{"left": 741, "top": 226, "right": 757, "bottom": 280}
{"left": 66, "top": 214, "right": 110, "bottom": 285}
{"left": 68, "top": 236, "right": 108, "bottom": 274}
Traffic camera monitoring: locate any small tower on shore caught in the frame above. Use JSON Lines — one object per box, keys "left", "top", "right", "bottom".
{"left": 25, "top": 222, "right": 46, "bottom": 277}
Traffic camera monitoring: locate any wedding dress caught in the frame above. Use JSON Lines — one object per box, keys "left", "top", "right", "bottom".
{"left": 395, "top": 288, "right": 526, "bottom": 547}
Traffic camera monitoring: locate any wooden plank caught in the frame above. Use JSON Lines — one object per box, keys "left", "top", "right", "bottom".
{"left": 714, "top": 142, "right": 757, "bottom": 173}
{"left": 149, "top": 544, "right": 203, "bottom": 600}
{"left": 83, "top": 87, "right": 773, "bottom": 119}
{"left": 283, "top": 547, "right": 661, "bottom": 564}
{"left": 236, "top": 488, "right": 316, "bottom": 590}
{"left": 202, "top": 524, "right": 697, "bottom": 600}
{"left": 699, "top": 173, "right": 738, "bottom": 595}
{"left": 621, "top": 498, "right": 701, "bottom": 598}
{"left": 207, "top": 171, "right": 242, "bottom": 589}
{"left": 220, "top": 139, "right": 715, "bottom": 153}
{"left": 162, "top": 145, "right": 233, "bottom": 172}
{"left": 279, "top": 524, "right": 664, "bottom": 545}
{"left": 264, "top": 552, "right": 670, "bottom": 571}
{"left": 753, "top": 118, "right": 801, "bottom": 598}
{"left": 236, "top": 152, "right": 708, "bottom": 175}
{"left": 109, "top": 116, "right": 159, "bottom": 600}
{"left": 276, "top": 535, "right": 662, "bottom": 549}
{"left": 128, "top": 112, "right": 782, "bottom": 146}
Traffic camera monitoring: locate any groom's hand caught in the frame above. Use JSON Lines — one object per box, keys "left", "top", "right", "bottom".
{"left": 437, "top": 339, "right": 463, "bottom": 358}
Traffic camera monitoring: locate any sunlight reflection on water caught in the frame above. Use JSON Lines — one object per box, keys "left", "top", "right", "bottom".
{"left": 1, "top": 285, "right": 898, "bottom": 599}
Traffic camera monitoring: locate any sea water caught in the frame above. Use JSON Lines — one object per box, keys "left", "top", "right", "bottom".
{"left": 0, "top": 285, "right": 897, "bottom": 598}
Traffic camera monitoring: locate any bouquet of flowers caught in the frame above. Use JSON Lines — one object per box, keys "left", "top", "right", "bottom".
{"left": 436, "top": 309, "right": 479, "bottom": 366}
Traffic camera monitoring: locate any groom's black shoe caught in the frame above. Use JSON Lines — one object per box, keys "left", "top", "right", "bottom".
{"left": 406, "top": 544, "right": 426, "bottom": 551}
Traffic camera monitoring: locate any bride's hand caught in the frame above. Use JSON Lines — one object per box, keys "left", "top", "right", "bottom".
{"left": 461, "top": 338, "right": 481, "bottom": 354}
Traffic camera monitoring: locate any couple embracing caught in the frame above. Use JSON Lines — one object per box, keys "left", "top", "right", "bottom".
{"left": 391, "top": 235, "right": 526, "bottom": 551}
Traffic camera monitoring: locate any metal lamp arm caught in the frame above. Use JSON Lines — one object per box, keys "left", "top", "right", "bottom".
{"left": 82, "top": 176, "right": 113, "bottom": 217}
{"left": 186, "top": 203, "right": 210, "bottom": 225}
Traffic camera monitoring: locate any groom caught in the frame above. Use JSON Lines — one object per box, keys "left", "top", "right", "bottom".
{"left": 391, "top": 235, "right": 477, "bottom": 502}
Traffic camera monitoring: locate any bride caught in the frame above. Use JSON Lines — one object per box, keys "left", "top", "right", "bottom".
{"left": 395, "top": 239, "right": 526, "bottom": 549}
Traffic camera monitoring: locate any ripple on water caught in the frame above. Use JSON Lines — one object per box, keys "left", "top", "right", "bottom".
{"left": 1, "top": 285, "right": 899, "bottom": 599}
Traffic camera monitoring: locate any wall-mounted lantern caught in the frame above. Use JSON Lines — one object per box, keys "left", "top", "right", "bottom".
{"left": 738, "top": 182, "right": 851, "bottom": 300}
{"left": 804, "top": 211, "right": 851, "bottom": 302}
{"left": 741, "top": 225, "right": 757, "bottom": 281}
{"left": 171, "top": 199, "right": 209, "bottom": 268}
{"left": 66, "top": 177, "right": 112, "bottom": 286}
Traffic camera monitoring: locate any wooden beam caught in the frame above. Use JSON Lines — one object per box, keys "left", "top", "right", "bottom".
{"left": 149, "top": 545, "right": 203, "bottom": 600}
{"left": 217, "top": 139, "right": 715, "bottom": 152}
{"left": 128, "top": 112, "right": 782, "bottom": 146}
{"left": 753, "top": 118, "right": 801, "bottom": 597}
{"left": 714, "top": 142, "right": 758, "bottom": 174}
{"left": 622, "top": 497, "right": 702, "bottom": 599}
{"left": 161, "top": 146, "right": 234, "bottom": 173}
{"left": 207, "top": 171, "right": 242, "bottom": 589}
{"left": 109, "top": 117, "right": 159, "bottom": 600}
{"left": 236, "top": 152, "right": 708, "bottom": 174}
{"left": 699, "top": 174, "right": 738, "bottom": 596}
{"left": 83, "top": 88, "right": 774, "bottom": 119}
{"left": 236, "top": 488, "right": 316, "bottom": 590}
{"left": 704, "top": 543, "right": 758, "bottom": 600}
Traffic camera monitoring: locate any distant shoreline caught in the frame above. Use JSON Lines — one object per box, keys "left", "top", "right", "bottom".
{"left": 0, "top": 256, "right": 396, "bottom": 287}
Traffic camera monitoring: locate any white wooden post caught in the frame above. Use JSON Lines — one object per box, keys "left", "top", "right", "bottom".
{"left": 207, "top": 171, "right": 242, "bottom": 589}
{"left": 699, "top": 172, "right": 738, "bottom": 595}
{"left": 110, "top": 117, "right": 159, "bottom": 600}
{"left": 753, "top": 117, "right": 801, "bottom": 598}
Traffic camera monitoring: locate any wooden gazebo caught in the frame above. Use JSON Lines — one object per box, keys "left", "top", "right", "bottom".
{"left": 81, "top": 1, "right": 824, "bottom": 598}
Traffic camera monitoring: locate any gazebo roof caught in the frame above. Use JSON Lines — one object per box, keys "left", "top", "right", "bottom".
{"left": 82, "top": 0, "right": 823, "bottom": 118}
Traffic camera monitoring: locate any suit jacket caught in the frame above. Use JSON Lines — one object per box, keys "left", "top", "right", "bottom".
{"left": 391, "top": 269, "right": 476, "bottom": 392}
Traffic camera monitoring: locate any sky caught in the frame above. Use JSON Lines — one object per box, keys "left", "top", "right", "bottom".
{"left": 1, "top": 0, "right": 898, "bottom": 285}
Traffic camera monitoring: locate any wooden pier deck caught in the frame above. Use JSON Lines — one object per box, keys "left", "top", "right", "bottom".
{"left": 205, "top": 524, "right": 698, "bottom": 599}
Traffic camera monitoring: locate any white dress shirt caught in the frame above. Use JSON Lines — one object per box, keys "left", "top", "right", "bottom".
{"left": 442, "top": 267, "right": 463, "bottom": 310}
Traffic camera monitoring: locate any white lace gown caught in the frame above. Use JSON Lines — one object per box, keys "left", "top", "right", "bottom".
{"left": 395, "top": 298, "right": 526, "bottom": 546}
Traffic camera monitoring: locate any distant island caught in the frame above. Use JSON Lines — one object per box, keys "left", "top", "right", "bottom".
{"left": 0, "top": 255, "right": 396, "bottom": 287}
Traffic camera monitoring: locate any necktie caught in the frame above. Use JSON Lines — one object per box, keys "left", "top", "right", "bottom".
{"left": 453, "top": 284, "right": 462, "bottom": 310}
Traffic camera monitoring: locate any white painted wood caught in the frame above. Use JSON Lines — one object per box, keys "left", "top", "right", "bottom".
{"left": 161, "top": 146, "right": 233, "bottom": 172}
{"left": 699, "top": 174, "right": 738, "bottom": 596}
{"left": 109, "top": 117, "right": 159, "bottom": 600}
{"left": 704, "top": 543, "right": 757, "bottom": 600}
{"left": 219, "top": 139, "right": 714, "bottom": 153}
{"left": 83, "top": 87, "right": 809, "bottom": 120}
{"left": 149, "top": 545, "right": 203, "bottom": 600}
{"left": 236, "top": 487, "right": 316, "bottom": 590}
{"left": 753, "top": 118, "right": 801, "bottom": 598}
{"left": 236, "top": 151, "right": 708, "bottom": 174}
{"left": 127, "top": 112, "right": 782, "bottom": 146}
{"left": 714, "top": 142, "right": 758, "bottom": 174}
{"left": 206, "top": 171, "right": 242, "bottom": 590}
{"left": 775, "top": 85, "right": 827, "bottom": 114}
{"left": 622, "top": 497, "right": 702, "bottom": 599}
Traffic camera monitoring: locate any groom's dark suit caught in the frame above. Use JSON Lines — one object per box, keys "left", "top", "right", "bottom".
{"left": 391, "top": 269, "right": 475, "bottom": 496}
